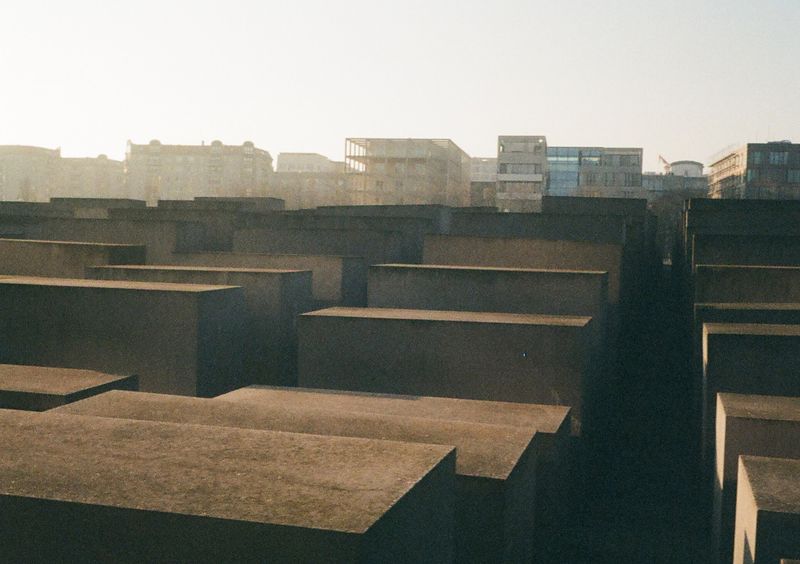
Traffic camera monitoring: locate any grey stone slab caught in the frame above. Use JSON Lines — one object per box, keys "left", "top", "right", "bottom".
{"left": 695, "top": 265, "right": 800, "bottom": 304}
{"left": 702, "top": 323, "right": 800, "bottom": 470}
{"left": 233, "top": 227, "right": 405, "bottom": 265}
{"left": 171, "top": 251, "right": 367, "bottom": 307}
{"left": 734, "top": 456, "right": 800, "bottom": 564}
{"left": 0, "top": 409, "right": 454, "bottom": 563}
{"left": 28, "top": 217, "right": 205, "bottom": 262}
{"left": 298, "top": 307, "right": 594, "bottom": 437}
{"left": 55, "top": 389, "right": 537, "bottom": 563}
{"left": 715, "top": 394, "right": 800, "bottom": 564}
{"left": 216, "top": 385, "right": 572, "bottom": 532}
{"left": 693, "top": 234, "right": 800, "bottom": 271}
{"left": 0, "top": 238, "right": 145, "bottom": 278}
{"left": 0, "top": 364, "right": 137, "bottom": 411}
{"left": 423, "top": 234, "right": 625, "bottom": 306}
{"left": 0, "top": 277, "right": 246, "bottom": 397}
{"left": 87, "top": 265, "right": 313, "bottom": 386}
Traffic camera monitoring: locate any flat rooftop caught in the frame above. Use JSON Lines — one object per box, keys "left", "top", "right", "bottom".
{"left": 376, "top": 263, "right": 608, "bottom": 275}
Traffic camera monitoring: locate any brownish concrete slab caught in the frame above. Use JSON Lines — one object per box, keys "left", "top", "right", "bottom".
{"left": 298, "top": 307, "right": 594, "bottom": 436}
{"left": 88, "top": 265, "right": 314, "bottom": 386}
{"left": 0, "top": 238, "right": 146, "bottom": 278}
{"left": 0, "top": 409, "right": 455, "bottom": 562}
{"left": 715, "top": 394, "right": 800, "bottom": 564}
{"left": 55, "top": 389, "right": 536, "bottom": 562}
{"left": 695, "top": 265, "right": 800, "bottom": 303}
{"left": 734, "top": 456, "right": 800, "bottom": 564}
{"left": 216, "top": 385, "right": 572, "bottom": 538}
{"left": 0, "top": 277, "right": 246, "bottom": 397}
{"left": 0, "top": 364, "right": 138, "bottom": 411}
{"left": 702, "top": 323, "right": 800, "bottom": 470}
{"left": 171, "top": 251, "right": 367, "bottom": 306}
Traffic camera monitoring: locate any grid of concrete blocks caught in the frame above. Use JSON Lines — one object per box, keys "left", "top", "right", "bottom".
{"left": 0, "top": 194, "right": 669, "bottom": 561}
{"left": 683, "top": 198, "right": 800, "bottom": 564}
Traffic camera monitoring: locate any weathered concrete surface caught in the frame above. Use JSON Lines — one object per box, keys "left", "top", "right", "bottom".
{"left": 693, "top": 233, "right": 800, "bottom": 271}
{"left": 56, "top": 389, "right": 537, "bottom": 563}
{"left": 368, "top": 264, "right": 609, "bottom": 318}
{"left": 541, "top": 195, "right": 648, "bottom": 218}
{"left": 109, "top": 207, "right": 239, "bottom": 251}
{"left": 234, "top": 226, "right": 405, "bottom": 265}
{"left": 695, "top": 265, "right": 800, "bottom": 304}
{"left": 0, "top": 409, "right": 455, "bottom": 563}
{"left": 702, "top": 323, "right": 800, "bottom": 469}
{"left": 314, "top": 204, "right": 453, "bottom": 234}
{"left": 298, "top": 307, "right": 594, "bottom": 436}
{"left": 734, "top": 456, "right": 800, "bottom": 564}
{"left": 449, "top": 211, "right": 629, "bottom": 245}
{"left": 239, "top": 212, "right": 436, "bottom": 263}
{"left": 423, "top": 234, "right": 625, "bottom": 306}
{"left": 171, "top": 251, "right": 367, "bottom": 307}
{"left": 87, "top": 265, "right": 312, "bottom": 386}
{"left": 714, "top": 394, "right": 800, "bottom": 564}
{"left": 0, "top": 364, "right": 137, "bottom": 411}
{"left": 368, "top": 263, "right": 612, "bottom": 386}
{"left": 216, "top": 385, "right": 572, "bottom": 533}
{"left": 0, "top": 238, "right": 146, "bottom": 278}
{"left": 27, "top": 217, "right": 205, "bottom": 262}
{"left": 0, "top": 277, "right": 246, "bottom": 397}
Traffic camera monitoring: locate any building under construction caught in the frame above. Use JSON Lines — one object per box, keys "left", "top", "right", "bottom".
{"left": 344, "top": 138, "right": 471, "bottom": 206}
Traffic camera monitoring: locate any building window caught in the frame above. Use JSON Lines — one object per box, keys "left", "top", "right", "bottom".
{"left": 769, "top": 152, "right": 788, "bottom": 165}
{"left": 788, "top": 170, "right": 800, "bottom": 183}
{"left": 751, "top": 152, "right": 763, "bottom": 165}
{"left": 747, "top": 169, "right": 760, "bottom": 182}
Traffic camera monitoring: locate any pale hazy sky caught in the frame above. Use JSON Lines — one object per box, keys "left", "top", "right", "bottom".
{"left": 1, "top": 0, "right": 798, "bottom": 171}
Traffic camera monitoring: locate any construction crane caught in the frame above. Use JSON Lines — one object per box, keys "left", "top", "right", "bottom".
{"left": 658, "top": 155, "right": 672, "bottom": 174}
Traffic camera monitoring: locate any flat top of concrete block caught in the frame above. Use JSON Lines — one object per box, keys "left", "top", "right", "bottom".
{"left": 0, "top": 276, "right": 240, "bottom": 293}
{"left": 177, "top": 251, "right": 359, "bottom": 260}
{"left": 304, "top": 307, "right": 592, "bottom": 327}
{"left": 0, "top": 238, "right": 141, "bottom": 249}
{"left": 375, "top": 263, "right": 608, "bottom": 276}
{"left": 719, "top": 393, "right": 800, "bottom": 423}
{"left": 696, "top": 264, "right": 800, "bottom": 272}
{"left": 696, "top": 303, "right": 800, "bottom": 312}
{"left": 217, "top": 385, "right": 571, "bottom": 435}
{"left": 704, "top": 322, "right": 800, "bottom": 337}
{"left": 740, "top": 455, "right": 800, "bottom": 514}
{"left": 0, "top": 409, "right": 453, "bottom": 533}
{"left": 0, "top": 364, "right": 132, "bottom": 395}
{"left": 94, "top": 265, "right": 308, "bottom": 275}
{"left": 54, "top": 390, "right": 534, "bottom": 480}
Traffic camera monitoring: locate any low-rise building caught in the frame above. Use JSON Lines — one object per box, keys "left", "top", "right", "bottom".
{"left": 0, "top": 145, "right": 61, "bottom": 202}
{"left": 709, "top": 141, "right": 800, "bottom": 199}
{"left": 125, "top": 140, "right": 273, "bottom": 204}
{"left": 344, "top": 138, "right": 471, "bottom": 206}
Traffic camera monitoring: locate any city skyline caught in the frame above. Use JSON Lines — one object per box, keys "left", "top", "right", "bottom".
{"left": 1, "top": 0, "right": 798, "bottom": 171}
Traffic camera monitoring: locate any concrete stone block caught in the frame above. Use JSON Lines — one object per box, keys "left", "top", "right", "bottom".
{"left": 695, "top": 265, "right": 800, "bottom": 304}
{"left": 56, "top": 389, "right": 539, "bottom": 563}
{"left": 0, "top": 238, "right": 146, "bottom": 278}
{"left": 297, "top": 307, "right": 594, "bottom": 436}
{"left": 715, "top": 394, "right": 800, "bottom": 564}
{"left": 233, "top": 226, "right": 405, "bottom": 265}
{"left": 702, "top": 323, "right": 800, "bottom": 469}
{"left": 733, "top": 456, "right": 800, "bottom": 564}
{"left": 0, "top": 409, "right": 455, "bottom": 563}
{"left": 0, "top": 364, "right": 137, "bottom": 411}
{"left": 693, "top": 234, "right": 800, "bottom": 271}
{"left": 172, "top": 251, "right": 367, "bottom": 307}
{"left": 216, "top": 385, "right": 573, "bottom": 534}
{"left": 0, "top": 277, "right": 246, "bottom": 397}
{"left": 541, "top": 195, "right": 648, "bottom": 218}
{"left": 423, "top": 234, "right": 624, "bottom": 307}
{"left": 87, "top": 265, "right": 313, "bottom": 386}
{"left": 29, "top": 217, "right": 205, "bottom": 262}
